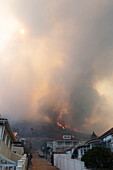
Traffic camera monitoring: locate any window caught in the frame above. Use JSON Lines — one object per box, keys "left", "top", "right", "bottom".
{"left": 73, "top": 142, "right": 77, "bottom": 145}
{"left": 3, "top": 130, "right": 6, "bottom": 141}
{"left": 84, "top": 149, "right": 86, "bottom": 153}
{"left": 58, "top": 141, "right": 63, "bottom": 145}
{"left": 65, "top": 141, "right": 72, "bottom": 146}
{"left": 6, "top": 136, "right": 9, "bottom": 146}
{"left": 63, "top": 135, "right": 71, "bottom": 139}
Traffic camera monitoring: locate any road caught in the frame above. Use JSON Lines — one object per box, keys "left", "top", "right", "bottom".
{"left": 28, "top": 153, "right": 59, "bottom": 170}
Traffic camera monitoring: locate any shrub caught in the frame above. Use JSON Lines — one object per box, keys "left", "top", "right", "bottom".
{"left": 81, "top": 147, "right": 113, "bottom": 169}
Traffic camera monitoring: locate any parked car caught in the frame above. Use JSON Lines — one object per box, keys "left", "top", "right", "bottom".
{"left": 39, "top": 152, "right": 44, "bottom": 158}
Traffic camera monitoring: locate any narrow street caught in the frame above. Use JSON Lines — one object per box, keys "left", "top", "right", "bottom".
{"left": 28, "top": 153, "right": 59, "bottom": 170}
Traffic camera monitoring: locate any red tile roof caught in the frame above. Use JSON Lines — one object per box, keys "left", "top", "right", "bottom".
{"left": 48, "top": 139, "right": 54, "bottom": 142}
{"left": 0, "top": 118, "right": 7, "bottom": 120}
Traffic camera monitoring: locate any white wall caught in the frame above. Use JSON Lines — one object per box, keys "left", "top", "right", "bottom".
{"left": 54, "top": 154, "right": 69, "bottom": 167}
{"left": 103, "top": 135, "right": 112, "bottom": 142}
{"left": 16, "top": 154, "right": 28, "bottom": 170}
{"left": 12, "top": 146, "right": 24, "bottom": 156}
{"left": 54, "top": 154, "right": 85, "bottom": 170}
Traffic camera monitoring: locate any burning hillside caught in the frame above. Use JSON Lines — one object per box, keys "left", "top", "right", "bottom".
{"left": 11, "top": 120, "right": 90, "bottom": 141}
{"left": 57, "top": 122, "right": 80, "bottom": 132}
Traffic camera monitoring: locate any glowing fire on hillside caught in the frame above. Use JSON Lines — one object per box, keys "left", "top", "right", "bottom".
{"left": 13, "top": 132, "right": 17, "bottom": 136}
{"left": 57, "top": 122, "right": 65, "bottom": 129}
{"left": 57, "top": 122, "right": 80, "bottom": 132}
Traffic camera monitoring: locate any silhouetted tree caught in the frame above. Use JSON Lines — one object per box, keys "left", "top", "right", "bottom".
{"left": 81, "top": 147, "right": 113, "bottom": 169}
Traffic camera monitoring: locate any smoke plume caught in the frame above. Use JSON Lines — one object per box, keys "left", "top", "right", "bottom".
{"left": 0, "top": 0, "right": 113, "bottom": 134}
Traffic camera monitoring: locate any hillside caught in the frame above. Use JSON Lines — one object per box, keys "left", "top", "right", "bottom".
{"left": 11, "top": 121, "right": 90, "bottom": 141}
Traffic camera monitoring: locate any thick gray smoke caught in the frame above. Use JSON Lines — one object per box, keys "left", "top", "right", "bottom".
{"left": 0, "top": 0, "right": 113, "bottom": 133}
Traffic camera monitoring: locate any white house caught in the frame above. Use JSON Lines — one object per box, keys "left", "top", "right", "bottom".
{"left": 0, "top": 118, "right": 22, "bottom": 169}
{"left": 77, "top": 138, "right": 101, "bottom": 159}
{"left": 47, "top": 135, "right": 79, "bottom": 152}
{"left": 76, "top": 128, "right": 113, "bottom": 159}
{"left": 98, "top": 127, "right": 113, "bottom": 152}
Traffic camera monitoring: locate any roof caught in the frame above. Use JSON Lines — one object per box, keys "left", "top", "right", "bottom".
{"left": 75, "top": 127, "right": 113, "bottom": 150}
{"left": 85, "top": 138, "right": 101, "bottom": 145}
{"left": 56, "top": 147, "right": 72, "bottom": 153}
{"left": 77, "top": 136, "right": 102, "bottom": 148}
{"left": 0, "top": 118, "right": 15, "bottom": 141}
{"left": 99, "top": 127, "right": 113, "bottom": 139}
{"left": 90, "top": 132, "right": 97, "bottom": 140}
{"left": 0, "top": 118, "right": 7, "bottom": 120}
{"left": 77, "top": 127, "right": 113, "bottom": 149}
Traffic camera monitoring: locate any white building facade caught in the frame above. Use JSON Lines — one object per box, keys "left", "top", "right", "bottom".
{"left": 47, "top": 135, "right": 79, "bottom": 152}
{"left": 77, "top": 127, "right": 113, "bottom": 159}
{"left": 0, "top": 118, "right": 24, "bottom": 169}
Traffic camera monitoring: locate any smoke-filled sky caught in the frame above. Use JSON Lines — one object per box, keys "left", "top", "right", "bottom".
{"left": 0, "top": 0, "right": 113, "bottom": 134}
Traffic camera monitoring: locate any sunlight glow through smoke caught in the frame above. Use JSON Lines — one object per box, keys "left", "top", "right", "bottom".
{"left": 0, "top": 18, "right": 19, "bottom": 51}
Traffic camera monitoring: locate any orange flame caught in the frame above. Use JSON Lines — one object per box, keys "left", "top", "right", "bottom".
{"left": 57, "top": 122, "right": 80, "bottom": 133}
{"left": 13, "top": 132, "right": 17, "bottom": 136}
{"left": 57, "top": 122, "right": 65, "bottom": 129}
{"left": 73, "top": 128, "right": 79, "bottom": 133}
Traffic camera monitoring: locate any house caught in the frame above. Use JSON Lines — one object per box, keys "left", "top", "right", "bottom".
{"left": 77, "top": 132, "right": 99, "bottom": 159}
{"left": 0, "top": 118, "right": 22, "bottom": 168}
{"left": 77, "top": 138, "right": 102, "bottom": 159}
{"left": 98, "top": 127, "right": 113, "bottom": 152}
{"left": 76, "top": 128, "right": 113, "bottom": 159}
{"left": 47, "top": 134, "right": 79, "bottom": 152}
{"left": 12, "top": 141, "right": 24, "bottom": 155}
{"left": 12, "top": 135, "right": 26, "bottom": 156}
